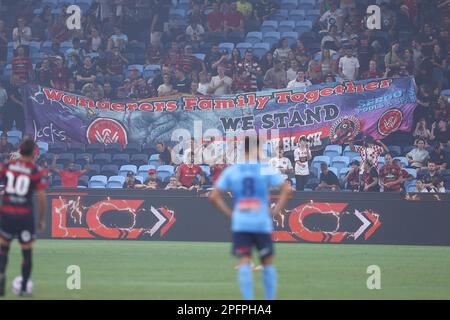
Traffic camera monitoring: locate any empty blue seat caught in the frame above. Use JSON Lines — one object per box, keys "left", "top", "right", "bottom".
{"left": 193, "top": 53, "right": 206, "bottom": 61}
{"left": 148, "top": 153, "right": 160, "bottom": 167}
{"left": 281, "top": 0, "right": 298, "bottom": 11}
{"left": 169, "top": 8, "right": 186, "bottom": 19}
{"left": 119, "top": 165, "right": 137, "bottom": 177}
{"left": 324, "top": 145, "right": 342, "bottom": 159}
{"left": 263, "top": 32, "right": 281, "bottom": 47}
{"left": 388, "top": 145, "right": 402, "bottom": 157}
{"left": 200, "top": 164, "right": 211, "bottom": 177}
{"left": 156, "top": 165, "right": 175, "bottom": 182}
{"left": 339, "top": 167, "right": 350, "bottom": 180}
{"left": 261, "top": 20, "right": 278, "bottom": 33}
{"left": 272, "top": 9, "right": 289, "bottom": 21}
{"left": 289, "top": 9, "right": 306, "bottom": 21}
{"left": 298, "top": 0, "right": 315, "bottom": 11}
{"left": 331, "top": 156, "right": 350, "bottom": 173}
{"left": 219, "top": 42, "right": 234, "bottom": 53}
{"left": 88, "top": 175, "right": 107, "bottom": 188}
{"left": 100, "top": 164, "right": 119, "bottom": 176}
{"left": 295, "top": 20, "right": 313, "bottom": 34}
{"left": 112, "top": 153, "right": 130, "bottom": 166}
{"left": 107, "top": 176, "right": 125, "bottom": 188}
{"left": 37, "top": 141, "right": 49, "bottom": 154}
{"left": 93, "top": 153, "right": 111, "bottom": 164}
{"left": 253, "top": 42, "right": 271, "bottom": 58}
{"left": 245, "top": 32, "right": 263, "bottom": 44}
{"left": 278, "top": 20, "right": 295, "bottom": 32}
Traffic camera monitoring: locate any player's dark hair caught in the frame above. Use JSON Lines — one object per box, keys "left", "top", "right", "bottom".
{"left": 19, "top": 139, "right": 36, "bottom": 157}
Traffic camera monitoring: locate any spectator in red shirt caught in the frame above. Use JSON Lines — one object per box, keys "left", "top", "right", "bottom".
{"left": 343, "top": 160, "right": 360, "bottom": 191}
{"left": 50, "top": 55, "right": 70, "bottom": 90}
{"left": 224, "top": 2, "right": 245, "bottom": 34}
{"left": 379, "top": 153, "right": 404, "bottom": 192}
{"left": 106, "top": 46, "right": 128, "bottom": 86}
{"left": 207, "top": 2, "right": 224, "bottom": 32}
{"left": 12, "top": 45, "right": 32, "bottom": 84}
{"left": 361, "top": 60, "right": 383, "bottom": 79}
{"left": 51, "top": 154, "right": 91, "bottom": 188}
{"left": 176, "top": 153, "right": 206, "bottom": 188}
{"left": 360, "top": 162, "right": 380, "bottom": 192}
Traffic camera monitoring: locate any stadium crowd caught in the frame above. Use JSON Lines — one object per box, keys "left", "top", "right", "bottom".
{"left": 0, "top": 0, "right": 449, "bottom": 192}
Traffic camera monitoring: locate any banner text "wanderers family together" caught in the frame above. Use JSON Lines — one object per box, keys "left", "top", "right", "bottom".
{"left": 42, "top": 79, "right": 393, "bottom": 113}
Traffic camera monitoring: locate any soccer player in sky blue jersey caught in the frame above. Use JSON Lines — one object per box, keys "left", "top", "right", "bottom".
{"left": 209, "top": 136, "right": 292, "bottom": 300}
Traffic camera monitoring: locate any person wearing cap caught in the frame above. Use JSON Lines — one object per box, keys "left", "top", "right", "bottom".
{"left": 287, "top": 70, "right": 312, "bottom": 89}
{"left": 344, "top": 160, "right": 360, "bottom": 191}
{"left": 263, "top": 58, "right": 287, "bottom": 89}
{"left": 294, "top": 136, "right": 312, "bottom": 191}
{"left": 338, "top": 46, "right": 359, "bottom": 81}
{"left": 141, "top": 168, "right": 161, "bottom": 189}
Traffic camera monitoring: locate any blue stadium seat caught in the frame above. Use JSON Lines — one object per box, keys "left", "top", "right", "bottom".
{"left": 149, "top": 153, "right": 160, "bottom": 167}
{"left": 281, "top": 0, "right": 298, "bottom": 11}
{"left": 263, "top": 32, "right": 281, "bottom": 47}
{"left": 405, "top": 168, "right": 417, "bottom": 178}
{"left": 143, "top": 64, "right": 161, "bottom": 79}
{"left": 112, "top": 153, "right": 130, "bottom": 166}
{"left": 236, "top": 42, "right": 253, "bottom": 56}
{"left": 78, "top": 175, "right": 89, "bottom": 188}
{"left": 352, "top": 156, "right": 362, "bottom": 163}
{"left": 48, "top": 142, "right": 67, "bottom": 153}
{"left": 406, "top": 181, "right": 417, "bottom": 192}
{"left": 107, "top": 176, "right": 126, "bottom": 188}
{"left": 87, "top": 164, "right": 100, "bottom": 177}
{"left": 75, "top": 153, "right": 92, "bottom": 166}
{"left": 123, "top": 142, "right": 142, "bottom": 154}
{"left": 378, "top": 157, "right": 385, "bottom": 166}
{"left": 388, "top": 145, "right": 402, "bottom": 157}
{"left": 119, "top": 165, "right": 137, "bottom": 177}
{"left": 169, "top": 8, "right": 186, "bottom": 20}
{"left": 131, "top": 154, "right": 149, "bottom": 167}
{"left": 289, "top": 9, "right": 306, "bottom": 21}
{"left": 278, "top": 21, "right": 295, "bottom": 33}
{"left": 219, "top": 42, "right": 234, "bottom": 53}
{"left": 156, "top": 165, "right": 175, "bottom": 182}
{"left": 295, "top": 20, "right": 313, "bottom": 34}
{"left": 298, "top": 0, "right": 315, "bottom": 11}
{"left": 93, "top": 153, "right": 111, "bottom": 165}
{"left": 104, "top": 143, "right": 122, "bottom": 154}
{"left": 37, "top": 141, "right": 49, "bottom": 154}
{"left": 261, "top": 20, "right": 278, "bottom": 33}
{"left": 86, "top": 143, "right": 105, "bottom": 153}
{"left": 324, "top": 144, "right": 342, "bottom": 160}
{"left": 331, "top": 156, "right": 350, "bottom": 173}
{"left": 100, "top": 164, "right": 119, "bottom": 177}
{"left": 56, "top": 153, "right": 75, "bottom": 166}
{"left": 88, "top": 175, "right": 107, "bottom": 188}
{"left": 394, "top": 157, "right": 408, "bottom": 168}
{"left": 281, "top": 32, "right": 298, "bottom": 46}
{"left": 343, "top": 148, "right": 359, "bottom": 160}
{"left": 253, "top": 42, "right": 271, "bottom": 59}
{"left": 68, "top": 142, "right": 85, "bottom": 154}
{"left": 137, "top": 165, "right": 156, "bottom": 179}
{"left": 272, "top": 9, "right": 289, "bottom": 21}
{"left": 42, "top": 0, "right": 58, "bottom": 9}
{"left": 193, "top": 53, "right": 206, "bottom": 61}
{"left": 306, "top": 9, "right": 320, "bottom": 21}
{"left": 339, "top": 167, "right": 350, "bottom": 180}
{"left": 245, "top": 32, "right": 263, "bottom": 44}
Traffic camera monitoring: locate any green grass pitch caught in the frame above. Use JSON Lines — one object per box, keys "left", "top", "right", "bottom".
{"left": 2, "top": 240, "right": 450, "bottom": 299}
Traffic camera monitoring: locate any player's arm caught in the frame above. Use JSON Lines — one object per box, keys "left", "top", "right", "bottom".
{"left": 209, "top": 188, "right": 232, "bottom": 218}
{"left": 37, "top": 189, "right": 47, "bottom": 232}
{"left": 271, "top": 181, "right": 292, "bottom": 216}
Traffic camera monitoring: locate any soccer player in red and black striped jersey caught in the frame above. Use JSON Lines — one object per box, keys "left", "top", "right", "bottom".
{"left": 0, "top": 139, "right": 47, "bottom": 297}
